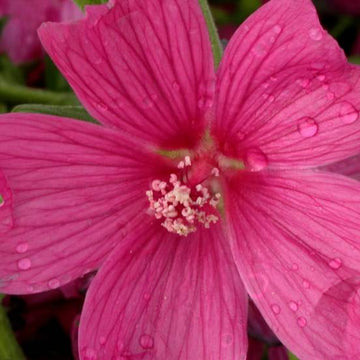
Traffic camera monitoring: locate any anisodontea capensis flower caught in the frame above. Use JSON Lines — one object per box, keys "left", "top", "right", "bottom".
{"left": 1, "top": 0, "right": 360, "bottom": 359}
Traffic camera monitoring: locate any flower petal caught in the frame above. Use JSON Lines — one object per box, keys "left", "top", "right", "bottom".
{"left": 0, "top": 170, "right": 13, "bottom": 233}
{"left": 38, "top": 0, "right": 215, "bottom": 148}
{"left": 79, "top": 223, "right": 248, "bottom": 360}
{"left": 0, "top": 113, "right": 155, "bottom": 294}
{"left": 226, "top": 170, "right": 360, "bottom": 359}
{"left": 215, "top": 0, "right": 360, "bottom": 169}
{"left": 320, "top": 153, "right": 360, "bottom": 180}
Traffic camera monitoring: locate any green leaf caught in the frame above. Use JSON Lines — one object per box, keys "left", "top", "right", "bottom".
{"left": 0, "top": 55, "right": 25, "bottom": 85}
{"left": 198, "top": 0, "right": 223, "bottom": 68}
{"left": 0, "top": 17, "right": 8, "bottom": 35}
{"left": 288, "top": 352, "right": 300, "bottom": 360}
{"left": 73, "top": 0, "right": 108, "bottom": 10}
{"left": 349, "top": 56, "right": 360, "bottom": 65}
{"left": 44, "top": 56, "right": 72, "bottom": 92}
{"left": 0, "top": 296, "right": 26, "bottom": 360}
{"left": 12, "top": 104, "right": 99, "bottom": 124}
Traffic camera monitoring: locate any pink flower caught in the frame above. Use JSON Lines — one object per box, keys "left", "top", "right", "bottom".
{"left": 0, "top": 0, "right": 82, "bottom": 63}
{"left": 1, "top": 0, "right": 360, "bottom": 358}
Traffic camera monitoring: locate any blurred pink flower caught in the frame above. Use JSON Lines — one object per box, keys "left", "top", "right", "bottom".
{"left": 1, "top": 0, "right": 360, "bottom": 359}
{"left": 0, "top": 0, "right": 82, "bottom": 63}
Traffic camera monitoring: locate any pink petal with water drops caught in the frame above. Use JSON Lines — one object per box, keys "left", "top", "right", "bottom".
{"left": 0, "top": 113, "right": 157, "bottom": 294}
{"left": 38, "top": 0, "right": 215, "bottom": 148}
{"left": 0, "top": 170, "right": 13, "bottom": 232}
{"left": 320, "top": 154, "right": 360, "bottom": 180}
{"left": 215, "top": 0, "right": 360, "bottom": 169}
{"left": 79, "top": 223, "right": 248, "bottom": 360}
{"left": 227, "top": 170, "right": 360, "bottom": 359}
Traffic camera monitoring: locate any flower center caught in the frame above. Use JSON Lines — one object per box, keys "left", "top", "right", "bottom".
{"left": 146, "top": 156, "right": 221, "bottom": 236}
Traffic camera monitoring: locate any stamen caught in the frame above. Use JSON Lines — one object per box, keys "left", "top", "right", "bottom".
{"left": 146, "top": 157, "right": 221, "bottom": 236}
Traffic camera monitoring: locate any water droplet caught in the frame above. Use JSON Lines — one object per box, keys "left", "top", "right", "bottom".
{"left": 292, "top": 263, "right": 299, "bottom": 271}
{"left": 273, "top": 25, "right": 282, "bottom": 34}
{"left": 96, "top": 102, "right": 108, "bottom": 112}
{"left": 143, "top": 293, "right": 151, "bottom": 300}
{"left": 297, "top": 316, "right": 307, "bottom": 328}
{"left": 27, "top": 285, "right": 35, "bottom": 292}
{"left": 236, "top": 131, "right": 246, "bottom": 141}
{"left": 16, "top": 242, "right": 28, "bottom": 254}
{"left": 271, "top": 304, "right": 281, "bottom": 315}
{"left": 17, "top": 258, "right": 31, "bottom": 270}
{"left": 48, "top": 278, "right": 60, "bottom": 289}
{"left": 99, "top": 336, "right": 106, "bottom": 345}
{"left": 309, "top": 27, "right": 323, "bottom": 41}
{"left": 94, "top": 57, "right": 103, "bottom": 65}
{"left": 83, "top": 347, "right": 97, "bottom": 360}
{"left": 221, "top": 333, "right": 234, "bottom": 347}
{"left": 297, "top": 117, "right": 318, "bottom": 138}
{"left": 197, "top": 96, "right": 213, "bottom": 109}
{"left": 317, "top": 74, "right": 325, "bottom": 81}
{"left": 339, "top": 102, "right": 359, "bottom": 124}
{"left": 172, "top": 82, "right": 180, "bottom": 91}
{"left": 143, "top": 97, "right": 154, "bottom": 108}
{"left": 302, "top": 280, "right": 310, "bottom": 289}
{"left": 288, "top": 301, "right": 299, "bottom": 312}
{"left": 327, "top": 92, "right": 335, "bottom": 100}
{"left": 245, "top": 148, "right": 268, "bottom": 172}
{"left": 328, "top": 258, "right": 342, "bottom": 270}
{"left": 296, "top": 78, "right": 310, "bottom": 89}
{"left": 139, "top": 334, "right": 154, "bottom": 349}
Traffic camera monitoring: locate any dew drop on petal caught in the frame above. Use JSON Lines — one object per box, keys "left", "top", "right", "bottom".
{"left": 309, "top": 27, "right": 323, "bottom": 41}
{"left": 48, "top": 278, "right": 60, "bottom": 289}
{"left": 96, "top": 102, "right": 108, "bottom": 112}
{"left": 271, "top": 304, "right": 281, "bottom": 315}
{"left": 327, "top": 92, "right": 335, "bottom": 100}
{"left": 288, "top": 301, "right": 299, "bottom": 312}
{"left": 221, "top": 333, "right": 234, "bottom": 347}
{"left": 142, "top": 97, "right": 154, "bottom": 108}
{"left": 245, "top": 148, "right": 268, "bottom": 172}
{"left": 17, "top": 258, "right": 31, "bottom": 270}
{"left": 139, "top": 334, "right": 154, "bottom": 349}
{"left": 291, "top": 263, "right": 299, "bottom": 271}
{"left": 172, "top": 82, "right": 180, "bottom": 91}
{"left": 297, "top": 117, "right": 318, "bottom": 138}
{"left": 339, "top": 102, "right": 359, "bottom": 124}
{"left": 328, "top": 258, "right": 342, "bottom": 269}
{"left": 16, "top": 242, "right": 29, "bottom": 254}
{"left": 273, "top": 24, "right": 282, "bottom": 34}
{"left": 297, "top": 78, "right": 310, "bottom": 89}
{"left": 82, "top": 347, "right": 97, "bottom": 360}
{"left": 297, "top": 316, "right": 307, "bottom": 328}
{"left": 302, "top": 280, "right": 310, "bottom": 289}
{"left": 99, "top": 336, "right": 106, "bottom": 345}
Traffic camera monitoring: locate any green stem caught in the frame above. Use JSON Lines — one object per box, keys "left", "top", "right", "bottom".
{"left": 198, "top": 0, "right": 223, "bottom": 68}
{"left": 0, "top": 79, "right": 78, "bottom": 105}
{"left": 0, "top": 296, "right": 26, "bottom": 360}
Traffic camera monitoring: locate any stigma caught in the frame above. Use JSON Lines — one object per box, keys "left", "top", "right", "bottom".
{"left": 146, "top": 157, "right": 221, "bottom": 236}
